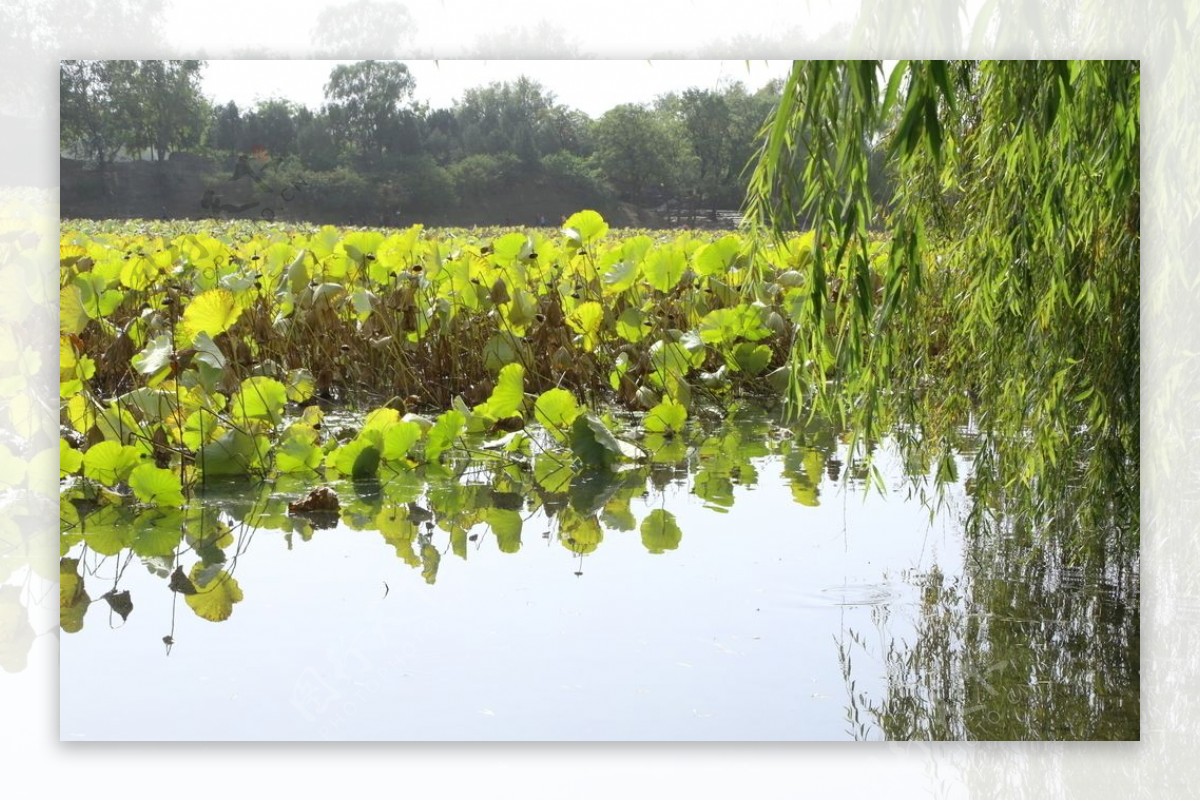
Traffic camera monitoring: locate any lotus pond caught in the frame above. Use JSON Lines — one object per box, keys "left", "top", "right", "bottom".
{"left": 58, "top": 216, "right": 1138, "bottom": 740}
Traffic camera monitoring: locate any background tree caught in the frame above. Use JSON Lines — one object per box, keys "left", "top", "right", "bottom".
{"left": 119, "top": 60, "right": 208, "bottom": 162}
{"left": 296, "top": 109, "right": 341, "bottom": 171}
{"left": 659, "top": 82, "right": 783, "bottom": 217}
{"left": 310, "top": 0, "right": 416, "bottom": 58}
{"left": 241, "top": 98, "right": 300, "bottom": 158}
{"left": 207, "top": 100, "right": 243, "bottom": 156}
{"left": 423, "top": 107, "right": 459, "bottom": 165}
{"left": 323, "top": 60, "right": 416, "bottom": 163}
{"left": 538, "top": 106, "right": 593, "bottom": 158}
{"left": 747, "top": 60, "right": 1139, "bottom": 557}
{"left": 60, "top": 60, "right": 129, "bottom": 167}
{"left": 455, "top": 77, "right": 569, "bottom": 165}
{"left": 592, "top": 103, "right": 696, "bottom": 205}
{"left": 671, "top": 88, "right": 733, "bottom": 215}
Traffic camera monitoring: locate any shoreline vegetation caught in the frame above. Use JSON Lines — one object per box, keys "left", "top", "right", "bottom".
{"left": 61, "top": 58, "right": 1139, "bottom": 596}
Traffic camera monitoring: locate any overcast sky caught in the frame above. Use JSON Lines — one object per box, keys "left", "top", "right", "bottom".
{"left": 199, "top": 60, "right": 794, "bottom": 118}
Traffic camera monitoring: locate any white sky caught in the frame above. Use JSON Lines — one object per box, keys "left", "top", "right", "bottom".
{"left": 199, "top": 60, "right": 794, "bottom": 118}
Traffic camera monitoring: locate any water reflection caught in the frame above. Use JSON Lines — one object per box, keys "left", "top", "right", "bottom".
{"left": 59, "top": 405, "right": 1139, "bottom": 740}
{"left": 61, "top": 408, "right": 850, "bottom": 616}
{"left": 839, "top": 527, "right": 1139, "bottom": 741}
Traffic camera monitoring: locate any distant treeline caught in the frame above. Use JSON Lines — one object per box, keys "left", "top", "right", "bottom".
{"left": 60, "top": 60, "right": 892, "bottom": 225}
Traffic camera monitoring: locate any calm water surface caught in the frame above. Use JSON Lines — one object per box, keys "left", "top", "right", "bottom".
{"left": 59, "top": 409, "right": 1137, "bottom": 740}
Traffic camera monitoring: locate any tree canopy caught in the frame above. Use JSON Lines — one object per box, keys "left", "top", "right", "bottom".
{"left": 323, "top": 60, "right": 417, "bottom": 161}
{"left": 61, "top": 59, "right": 207, "bottom": 164}
{"left": 592, "top": 103, "right": 696, "bottom": 204}
{"left": 747, "top": 60, "right": 1139, "bottom": 556}
{"left": 60, "top": 59, "right": 786, "bottom": 225}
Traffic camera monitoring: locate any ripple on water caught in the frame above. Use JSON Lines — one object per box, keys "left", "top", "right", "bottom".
{"left": 793, "top": 582, "right": 909, "bottom": 608}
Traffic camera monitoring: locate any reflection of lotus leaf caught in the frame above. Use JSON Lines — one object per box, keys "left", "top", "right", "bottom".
{"left": 60, "top": 559, "right": 90, "bottom": 635}
{"left": 102, "top": 589, "right": 134, "bottom": 622}
{"left": 640, "top": 509, "right": 682, "bottom": 554}
{"left": 561, "top": 511, "right": 603, "bottom": 554}
{"left": 420, "top": 542, "right": 441, "bottom": 584}
{"left": 486, "top": 508, "right": 522, "bottom": 553}
{"left": 183, "top": 564, "right": 244, "bottom": 622}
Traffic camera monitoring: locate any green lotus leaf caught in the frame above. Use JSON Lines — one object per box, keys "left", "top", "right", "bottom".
{"left": 82, "top": 441, "right": 145, "bottom": 486}
{"left": 483, "top": 331, "right": 532, "bottom": 373}
{"left": 60, "top": 558, "right": 90, "bottom": 634}
{"left": 338, "top": 230, "right": 385, "bottom": 264}
{"left": 119, "top": 254, "right": 158, "bottom": 291}
{"left": 231, "top": 376, "right": 287, "bottom": 426}
{"left": 533, "top": 388, "right": 581, "bottom": 443}
{"left": 285, "top": 368, "right": 315, "bottom": 403}
{"left": 567, "top": 301, "right": 604, "bottom": 352}
{"left": 533, "top": 450, "right": 575, "bottom": 493}
{"left": 60, "top": 438, "right": 83, "bottom": 477}
{"left": 601, "top": 496, "right": 637, "bottom": 532}
{"left": 698, "top": 307, "right": 742, "bottom": 345}
{"left": 560, "top": 511, "right": 603, "bottom": 554}
{"left": 376, "top": 507, "right": 420, "bottom": 566}
{"left": 609, "top": 351, "right": 631, "bottom": 391}
{"left": 730, "top": 343, "right": 773, "bottom": 376}
{"left": 113, "top": 387, "right": 178, "bottom": 423}
{"left": 693, "top": 468, "right": 735, "bottom": 510}
{"left": 562, "top": 209, "right": 608, "bottom": 245}
{"left": 381, "top": 421, "right": 423, "bottom": 463}
{"left": 474, "top": 362, "right": 525, "bottom": 423}
{"left": 491, "top": 232, "right": 529, "bottom": 263}
{"left": 83, "top": 509, "right": 138, "bottom": 555}
{"left": 693, "top": 235, "right": 742, "bottom": 277}
{"left": 791, "top": 479, "right": 819, "bottom": 507}
{"left": 363, "top": 407, "right": 400, "bottom": 432}
{"left": 645, "top": 398, "right": 687, "bottom": 434}
{"left": 642, "top": 432, "right": 688, "bottom": 464}
{"left": 128, "top": 464, "right": 186, "bottom": 506}
{"left": 643, "top": 246, "right": 686, "bottom": 293}
{"left": 196, "top": 429, "right": 265, "bottom": 476}
{"left": 131, "top": 512, "right": 185, "bottom": 558}
{"left": 424, "top": 409, "right": 465, "bottom": 462}
{"left": 182, "top": 408, "right": 223, "bottom": 450}
{"left": 59, "top": 336, "right": 95, "bottom": 397}
{"left": 481, "top": 430, "right": 529, "bottom": 453}
{"left": 615, "top": 307, "right": 647, "bottom": 343}
{"left": 602, "top": 259, "right": 639, "bottom": 294}
{"left": 60, "top": 283, "right": 90, "bottom": 335}
{"left": 328, "top": 434, "right": 382, "bottom": 478}
{"left": 500, "top": 286, "right": 538, "bottom": 331}
{"left": 94, "top": 402, "right": 143, "bottom": 444}
{"left": 570, "top": 413, "right": 642, "bottom": 468}
{"left": 420, "top": 542, "right": 441, "bottom": 584}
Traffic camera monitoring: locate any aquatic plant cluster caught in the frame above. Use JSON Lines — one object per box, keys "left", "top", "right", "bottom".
{"left": 59, "top": 211, "right": 881, "bottom": 505}
{"left": 59, "top": 404, "right": 856, "bottom": 628}
{"left": 60, "top": 212, "right": 880, "bottom": 625}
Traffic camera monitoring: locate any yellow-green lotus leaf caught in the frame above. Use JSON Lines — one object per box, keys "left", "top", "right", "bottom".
{"left": 180, "top": 288, "right": 243, "bottom": 345}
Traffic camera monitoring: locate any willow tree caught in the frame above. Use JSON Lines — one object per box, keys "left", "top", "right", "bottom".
{"left": 747, "top": 61, "right": 1139, "bottom": 558}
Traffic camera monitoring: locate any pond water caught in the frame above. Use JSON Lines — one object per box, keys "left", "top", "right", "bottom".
{"left": 59, "top": 408, "right": 1138, "bottom": 741}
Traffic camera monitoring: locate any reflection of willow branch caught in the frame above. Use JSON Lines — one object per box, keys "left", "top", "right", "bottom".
{"left": 837, "top": 627, "right": 876, "bottom": 741}
{"left": 840, "top": 518, "right": 1139, "bottom": 740}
